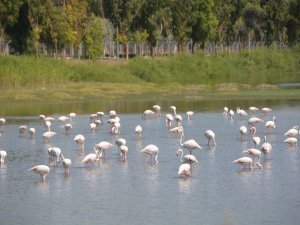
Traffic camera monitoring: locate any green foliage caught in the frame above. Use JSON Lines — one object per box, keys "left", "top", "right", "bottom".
{"left": 84, "top": 16, "right": 104, "bottom": 59}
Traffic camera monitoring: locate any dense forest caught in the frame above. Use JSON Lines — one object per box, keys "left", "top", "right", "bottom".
{"left": 0, "top": 0, "right": 299, "bottom": 59}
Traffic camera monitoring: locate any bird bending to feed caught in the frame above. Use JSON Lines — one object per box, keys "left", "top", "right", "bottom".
{"left": 249, "top": 106, "right": 259, "bottom": 112}
{"left": 48, "top": 147, "right": 62, "bottom": 166}
{"left": 169, "top": 125, "right": 184, "bottom": 135}
{"left": 261, "top": 107, "right": 272, "bottom": 115}
{"left": 186, "top": 111, "right": 194, "bottom": 120}
{"left": 74, "top": 134, "right": 85, "bottom": 153}
{"left": 223, "top": 107, "right": 229, "bottom": 116}
{"left": 176, "top": 149, "right": 198, "bottom": 164}
{"left": 284, "top": 126, "right": 299, "bottom": 137}
{"left": 29, "top": 127, "right": 36, "bottom": 138}
{"left": 82, "top": 148, "right": 100, "bottom": 166}
{"left": 204, "top": 130, "right": 217, "bottom": 146}
{"left": 29, "top": 165, "right": 50, "bottom": 182}
{"left": 238, "top": 126, "right": 247, "bottom": 140}
{"left": 179, "top": 132, "right": 202, "bottom": 155}
{"left": 19, "top": 125, "right": 28, "bottom": 137}
{"left": 60, "top": 154, "right": 71, "bottom": 174}
{"left": 170, "top": 106, "right": 177, "bottom": 115}
{"left": 178, "top": 163, "right": 191, "bottom": 178}
{"left": 0, "top": 118, "right": 6, "bottom": 132}
{"left": 43, "top": 131, "right": 57, "bottom": 143}
{"left": 141, "top": 144, "right": 159, "bottom": 164}
{"left": 135, "top": 125, "right": 142, "bottom": 138}
{"left": 64, "top": 123, "right": 72, "bottom": 134}
{"left": 248, "top": 117, "right": 264, "bottom": 127}
{"left": 165, "top": 114, "right": 174, "bottom": 128}
{"left": 119, "top": 145, "right": 129, "bottom": 160}
{"left": 0, "top": 149, "right": 7, "bottom": 164}
{"left": 153, "top": 105, "right": 161, "bottom": 116}
{"left": 94, "top": 141, "right": 114, "bottom": 157}
{"left": 283, "top": 137, "right": 298, "bottom": 146}
{"left": 243, "top": 148, "right": 262, "bottom": 163}
{"left": 142, "top": 110, "right": 155, "bottom": 119}
{"left": 233, "top": 157, "right": 262, "bottom": 169}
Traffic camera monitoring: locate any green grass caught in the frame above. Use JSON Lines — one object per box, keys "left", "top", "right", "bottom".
{"left": 0, "top": 48, "right": 299, "bottom": 102}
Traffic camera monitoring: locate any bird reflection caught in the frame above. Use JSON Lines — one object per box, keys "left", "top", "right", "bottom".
{"left": 178, "top": 177, "right": 191, "bottom": 193}
{"left": 261, "top": 159, "right": 272, "bottom": 169}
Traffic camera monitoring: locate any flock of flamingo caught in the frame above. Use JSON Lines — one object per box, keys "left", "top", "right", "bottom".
{"left": 0, "top": 104, "right": 298, "bottom": 182}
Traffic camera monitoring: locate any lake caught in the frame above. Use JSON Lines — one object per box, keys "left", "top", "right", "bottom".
{"left": 0, "top": 99, "right": 300, "bottom": 225}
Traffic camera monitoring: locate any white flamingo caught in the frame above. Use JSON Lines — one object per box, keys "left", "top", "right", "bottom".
{"left": 48, "top": 147, "right": 62, "bottom": 166}
{"left": 170, "top": 106, "right": 177, "bottom": 115}
{"left": 69, "top": 112, "right": 76, "bottom": 122}
{"left": 43, "top": 131, "right": 56, "bottom": 143}
{"left": 90, "top": 122, "right": 96, "bottom": 132}
{"left": 135, "top": 125, "right": 142, "bottom": 138}
{"left": 19, "top": 125, "right": 28, "bottom": 137}
{"left": 261, "top": 136, "right": 272, "bottom": 158}
{"left": 236, "top": 107, "right": 247, "bottom": 119}
{"left": 249, "top": 106, "right": 259, "bottom": 113}
{"left": 178, "top": 163, "right": 191, "bottom": 178}
{"left": 176, "top": 149, "right": 198, "bottom": 164}
{"left": 179, "top": 132, "right": 202, "bottom": 155}
{"left": 142, "top": 110, "right": 155, "bottom": 119}
{"left": 74, "top": 134, "right": 85, "bottom": 153}
{"left": 95, "top": 141, "right": 114, "bottom": 157}
{"left": 229, "top": 110, "right": 234, "bottom": 119}
{"left": 284, "top": 125, "right": 299, "bottom": 137}
{"left": 175, "top": 114, "right": 183, "bottom": 126}
{"left": 223, "top": 107, "right": 229, "bottom": 116}
{"left": 261, "top": 107, "right": 272, "bottom": 115}
{"left": 64, "top": 123, "right": 72, "bottom": 134}
{"left": 29, "top": 127, "right": 36, "bottom": 138}
{"left": 45, "top": 120, "right": 52, "bottom": 132}
{"left": 116, "top": 138, "right": 127, "bottom": 155}
{"left": 28, "top": 165, "right": 50, "bottom": 182}
{"left": 233, "top": 157, "right": 262, "bottom": 169}
{"left": 238, "top": 126, "right": 247, "bottom": 140}
{"left": 0, "top": 150, "right": 7, "bottom": 164}
{"left": 283, "top": 137, "right": 298, "bottom": 146}
{"left": 165, "top": 114, "right": 174, "bottom": 128}
{"left": 110, "top": 122, "right": 121, "bottom": 134}
{"left": 82, "top": 148, "right": 100, "bottom": 166}
{"left": 0, "top": 118, "right": 6, "bottom": 132}
{"left": 153, "top": 105, "right": 161, "bottom": 116}
{"left": 119, "top": 145, "right": 129, "bottom": 160}
{"left": 248, "top": 117, "right": 264, "bottom": 127}
{"left": 169, "top": 125, "right": 184, "bottom": 135}
{"left": 204, "top": 130, "right": 217, "bottom": 146}
{"left": 58, "top": 116, "right": 69, "bottom": 123}
{"left": 186, "top": 111, "right": 194, "bottom": 120}
{"left": 265, "top": 116, "right": 276, "bottom": 129}
{"left": 243, "top": 148, "right": 262, "bottom": 164}
{"left": 60, "top": 153, "right": 71, "bottom": 174}
{"left": 249, "top": 127, "right": 261, "bottom": 147}
{"left": 141, "top": 144, "right": 159, "bottom": 164}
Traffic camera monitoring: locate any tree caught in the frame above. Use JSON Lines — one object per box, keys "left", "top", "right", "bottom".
{"left": 189, "top": 0, "right": 217, "bottom": 52}
{"left": 84, "top": 15, "right": 104, "bottom": 59}
{"left": 0, "top": 0, "right": 22, "bottom": 42}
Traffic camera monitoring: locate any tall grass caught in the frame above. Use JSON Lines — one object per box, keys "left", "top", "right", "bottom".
{"left": 0, "top": 48, "right": 299, "bottom": 89}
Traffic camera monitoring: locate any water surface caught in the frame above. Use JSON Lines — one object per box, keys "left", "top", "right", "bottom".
{"left": 0, "top": 100, "right": 299, "bottom": 225}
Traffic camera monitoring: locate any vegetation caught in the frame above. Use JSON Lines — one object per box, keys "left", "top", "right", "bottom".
{"left": 0, "top": 48, "right": 299, "bottom": 102}
{"left": 1, "top": 0, "right": 299, "bottom": 58}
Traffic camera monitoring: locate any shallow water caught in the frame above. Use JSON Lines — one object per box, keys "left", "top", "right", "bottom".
{"left": 0, "top": 101, "right": 300, "bottom": 225}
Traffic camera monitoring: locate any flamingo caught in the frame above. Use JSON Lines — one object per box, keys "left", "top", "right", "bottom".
{"left": 110, "top": 122, "right": 121, "bottom": 134}
{"left": 94, "top": 119, "right": 102, "bottom": 127}
{"left": 45, "top": 120, "right": 52, "bottom": 132}
{"left": 48, "top": 147, "right": 62, "bottom": 166}
{"left": 28, "top": 127, "right": 36, "bottom": 138}
{"left": 186, "top": 111, "right": 194, "bottom": 120}
{"left": 119, "top": 145, "right": 129, "bottom": 160}
{"left": 116, "top": 138, "right": 127, "bottom": 155}
{"left": 19, "top": 125, "right": 27, "bottom": 137}
{"left": 238, "top": 126, "right": 247, "bottom": 140}
{"left": 179, "top": 132, "right": 202, "bottom": 155}
{"left": 223, "top": 107, "right": 229, "bottom": 116}
{"left": 142, "top": 110, "right": 155, "bottom": 120}
{"left": 165, "top": 114, "right": 174, "bottom": 128}
{"left": 69, "top": 112, "right": 76, "bottom": 122}
{"left": 233, "top": 157, "right": 262, "bottom": 169}
{"left": 0, "top": 118, "right": 6, "bottom": 132}
{"left": 229, "top": 109, "right": 234, "bottom": 119}
{"left": 176, "top": 149, "right": 198, "bottom": 164}
{"left": 60, "top": 153, "right": 71, "bottom": 174}
{"left": 43, "top": 131, "right": 57, "bottom": 143}
{"left": 63, "top": 123, "right": 72, "bottom": 135}
{"left": 170, "top": 106, "right": 177, "bottom": 115}
{"left": 284, "top": 126, "right": 299, "bottom": 137}
{"left": 261, "top": 136, "right": 272, "bottom": 158}
{"left": 261, "top": 107, "right": 272, "bottom": 115}
{"left": 178, "top": 163, "right": 191, "bottom": 177}
{"left": 243, "top": 148, "right": 262, "bottom": 163}
{"left": 109, "top": 110, "right": 117, "bottom": 119}
{"left": 249, "top": 106, "right": 259, "bottom": 113}
{"left": 249, "top": 127, "right": 261, "bottom": 147}
{"left": 265, "top": 116, "right": 276, "bottom": 129}
{"left": 169, "top": 125, "right": 184, "bottom": 135}
{"left": 90, "top": 122, "right": 97, "bottom": 132}
{"left": 0, "top": 149, "right": 7, "bottom": 164}
{"left": 82, "top": 148, "right": 100, "bottom": 166}
{"left": 90, "top": 113, "right": 97, "bottom": 122}
{"left": 74, "top": 134, "right": 85, "bottom": 153}
{"left": 283, "top": 137, "right": 298, "bottom": 146}
{"left": 135, "top": 125, "right": 142, "bottom": 138}
{"left": 175, "top": 114, "right": 183, "bottom": 126}
{"left": 153, "top": 105, "right": 161, "bottom": 116}
{"left": 248, "top": 117, "right": 264, "bottom": 127}
{"left": 204, "top": 130, "right": 217, "bottom": 146}
{"left": 28, "top": 165, "right": 50, "bottom": 182}
{"left": 236, "top": 107, "right": 247, "bottom": 119}
{"left": 58, "top": 116, "right": 69, "bottom": 123}
{"left": 141, "top": 144, "right": 159, "bottom": 164}
{"left": 95, "top": 141, "right": 114, "bottom": 157}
